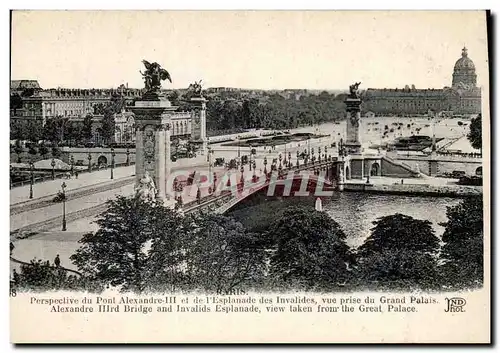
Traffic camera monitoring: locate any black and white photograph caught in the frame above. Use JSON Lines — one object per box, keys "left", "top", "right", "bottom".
{"left": 8, "top": 10, "right": 490, "bottom": 343}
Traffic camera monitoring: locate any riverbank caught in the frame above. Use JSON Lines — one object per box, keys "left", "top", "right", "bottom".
{"left": 343, "top": 181, "right": 481, "bottom": 197}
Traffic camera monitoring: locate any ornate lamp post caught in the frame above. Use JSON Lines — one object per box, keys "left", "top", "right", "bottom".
{"left": 278, "top": 153, "right": 283, "bottom": 178}
{"left": 252, "top": 160, "right": 257, "bottom": 182}
{"left": 87, "top": 152, "right": 92, "bottom": 173}
{"left": 110, "top": 147, "right": 116, "bottom": 179}
{"left": 237, "top": 135, "right": 241, "bottom": 158}
{"left": 61, "top": 181, "right": 67, "bottom": 231}
{"left": 29, "top": 160, "right": 34, "bottom": 199}
{"left": 196, "top": 183, "right": 201, "bottom": 204}
{"left": 240, "top": 164, "right": 245, "bottom": 187}
{"left": 70, "top": 155, "right": 75, "bottom": 174}
{"left": 208, "top": 147, "right": 213, "bottom": 193}
{"left": 51, "top": 158, "right": 56, "bottom": 180}
{"left": 126, "top": 147, "right": 130, "bottom": 166}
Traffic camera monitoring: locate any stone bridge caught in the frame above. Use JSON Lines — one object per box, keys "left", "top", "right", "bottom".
{"left": 182, "top": 159, "right": 339, "bottom": 215}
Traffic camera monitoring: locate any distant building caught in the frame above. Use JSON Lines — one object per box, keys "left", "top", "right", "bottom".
{"left": 10, "top": 83, "right": 192, "bottom": 144}
{"left": 10, "top": 80, "right": 42, "bottom": 94}
{"left": 362, "top": 47, "right": 481, "bottom": 116}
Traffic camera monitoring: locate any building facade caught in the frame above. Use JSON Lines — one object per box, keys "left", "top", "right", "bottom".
{"left": 10, "top": 83, "right": 192, "bottom": 144}
{"left": 362, "top": 47, "right": 481, "bottom": 116}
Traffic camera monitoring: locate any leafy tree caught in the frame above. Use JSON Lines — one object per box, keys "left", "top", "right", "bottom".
{"left": 14, "top": 140, "right": 23, "bottom": 162}
{"left": 358, "top": 214, "right": 440, "bottom": 256}
{"left": 10, "top": 93, "right": 23, "bottom": 115}
{"left": 467, "top": 114, "right": 482, "bottom": 150}
{"left": 99, "top": 111, "right": 116, "bottom": 145}
{"left": 43, "top": 116, "right": 67, "bottom": 144}
{"left": 82, "top": 114, "right": 94, "bottom": 142}
{"left": 440, "top": 196, "right": 484, "bottom": 289}
{"left": 66, "top": 122, "right": 84, "bottom": 146}
{"left": 70, "top": 196, "right": 182, "bottom": 293}
{"left": 266, "top": 206, "right": 353, "bottom": 291}
{"left": 28, "top": 145, "right": 38, "bottom": 156}
{"left": 26, "top": 121, "right": 42, "bottom": 143}
{"left": 11, "top": 259, "right": 104, "bottom": 293}
{"left": 168, "top": 90, "right": 180, "bottom": 105}
{"left": 51, "top": 146, "right": 62, "bottom": 158}
{"left": 39, "top": 143, "right": 49, "bottom": 158}
{"left": 171, "top": 214, "right": 267, "bottom": 293}
{"left": 356, "top": 214, "right": 441, "bottom": 290}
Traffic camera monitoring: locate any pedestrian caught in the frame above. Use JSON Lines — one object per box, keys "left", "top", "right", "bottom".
{"left": 75, "top": 170, "right": 79, "bottom": 179}
{"left": 54, "top": 254, "right": 61, "bottom": 268}
{"left": 401, "top": 179, "right": 404, "bottom": 185}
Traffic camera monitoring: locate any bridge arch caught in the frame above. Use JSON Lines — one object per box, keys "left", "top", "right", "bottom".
{"left": 213, "top": 173, "right": 336, "bottom": 214}
{"left": 97, "top": 155, "right": 108, "bottom": 166}
{"left": 370, "top": 162, "right": 380, "bottom": 176}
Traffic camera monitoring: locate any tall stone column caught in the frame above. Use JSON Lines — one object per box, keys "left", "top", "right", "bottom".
{"left": 344, "top": 96, "right": 362, "bottom": 154}
{"left": 190, "top": 97, "right": 208, "bottom": 155}
{"left": 130, "top": 95, "right": 176, "bottom": 208}
{"left": 164, "top": 122, "right": 172, "bottom": 198}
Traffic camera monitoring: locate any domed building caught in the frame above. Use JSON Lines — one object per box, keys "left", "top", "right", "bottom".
{"left": 452, "top": 47, "right": 477, "bottom": 89}
{"left": 362, "top": 47, "right": 482, "bottom": 116}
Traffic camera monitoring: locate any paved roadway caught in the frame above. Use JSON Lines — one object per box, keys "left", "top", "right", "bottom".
{"left": 11, "top": 165, "right": 136, "bottom": 205}
{"left": 10, "top": 138, "right": 337, "bottom": 233}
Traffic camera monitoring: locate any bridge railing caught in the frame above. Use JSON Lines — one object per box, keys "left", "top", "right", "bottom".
{"left": 10, "top": 161, "right": 136, "bottom": 189}
{"left": 183, "top": 158, "right": 338, "bottom": 214}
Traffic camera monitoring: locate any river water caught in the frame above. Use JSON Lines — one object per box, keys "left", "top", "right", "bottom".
{"left": 228, "top": 192, "right": 462, "bottom": 248}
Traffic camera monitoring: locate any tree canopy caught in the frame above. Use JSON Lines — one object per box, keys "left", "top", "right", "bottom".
{"left": 440, "top": 196, "right": 484, "bottom": 288}
{"left": 467, "top": 114, "right": 482, "bottom": 150}
{"left": 70, "top": 196, "right": 182, "bottom": 293}
{"left": 356, "top": 214, "right": 441, "bottom": 290}
{"left": 266, "top": 206, "right": 353, "bottom": 291}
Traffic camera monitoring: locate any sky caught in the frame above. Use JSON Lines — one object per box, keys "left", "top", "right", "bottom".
{"left": 10, "top": 10, "right": 489, "bottom": 90}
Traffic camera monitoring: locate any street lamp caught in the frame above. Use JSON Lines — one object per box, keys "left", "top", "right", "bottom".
{"left": 110, "top": 147, "right": 115, "bottom": 179}
{"left": 237, "top": 135, "right": 241, "bottom": 158}
{"left": 87, "top": 152, "right": 92, "bottom": 173}
{"left": 61, "top": 182, "right": 67, "bottom": 231}
{"left": 70, "top": 155, "right": 75, "bottom": 174}
{"left": 126, "top": 147, "right": 130, "bottom": 166}
{"left": 263, "top": 156, "right": 268, "bottom": 175}
{"left": 51, "top": 158, "right": 56, "bottom": 180}
{"left": 29, "top": 160, "right": 34, "bottom": 199}
{"left": 208, "top": 148, "right": 214, "bottom": 193}
{"left": 240, "top": 164, "right": 245, "bottom": 186}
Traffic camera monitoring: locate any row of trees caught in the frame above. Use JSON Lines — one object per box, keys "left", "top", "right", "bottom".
{"left": 205, "top": 93, "right": 348, "bottom": 132}
{"left": 12, "top": 195, "right": 483, "bottom": 294}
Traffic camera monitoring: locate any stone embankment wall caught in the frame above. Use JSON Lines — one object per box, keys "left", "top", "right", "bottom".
{"left": 344, "top": 182, "right": 482, "bottom": 197}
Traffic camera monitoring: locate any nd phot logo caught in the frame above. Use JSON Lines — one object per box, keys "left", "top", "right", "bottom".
{"left": 444, "top": 297, "right": 466, "bottom": 313}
